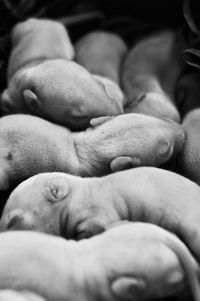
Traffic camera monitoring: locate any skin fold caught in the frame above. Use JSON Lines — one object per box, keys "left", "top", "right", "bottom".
{"left": 0, "top": 19, "right": 123, "bottom": 129}
{"left": 75, "top": 31, "right": 128, "bottom": 85}
{"left": 2, "top": 167, "right": 200, "bottom": 265}
{"left": 0, "top": 113, "right": 184, "bottom": 190}
{"left": 122, "top": 30, "right": 185, "bottom": 122}
{"left": 0, "top": 223, "right": 199, "bottom": 301}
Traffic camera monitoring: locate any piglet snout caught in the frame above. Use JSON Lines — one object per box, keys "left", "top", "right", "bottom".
{"left": 3, "top": 211, "right": 34, "bottom": 231}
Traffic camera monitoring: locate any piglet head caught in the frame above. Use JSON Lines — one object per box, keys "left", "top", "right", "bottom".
{"left": 0, "top": 173, "right": 70, "bottom": 236}
{"left": 1, "top": 59, "right": 123, "bottom": 129}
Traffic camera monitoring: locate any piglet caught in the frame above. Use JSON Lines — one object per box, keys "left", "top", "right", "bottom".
{"left": 0, "top": 290, "right": 47, "bottom": 301}
{"left": 75, "top": 31, "right": 127, "bottom": 113}
{"left": 3, "top": 167, "right": 200, "bottom": 264}
{"left": 1, "top": 19, "right": 123, "bottom": 129}
{"left": 0, "top": 113, "right": 184, "bottom": 190}
{"left": 7, "top": 18, "right": 74, "bottom": 79}
{"left": 0, "top": 223, "right": 199, "bottom": 301}
{"left": 122, "top": 30, "right": 185, "bottom": 122}
{"left": 75, "top": 31, "right": 127, "bottom": 84}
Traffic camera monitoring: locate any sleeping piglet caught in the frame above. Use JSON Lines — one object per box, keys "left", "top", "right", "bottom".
{"left": 1, "top": 19, "right": 123, "bottom": 129}
{"left": 0, "top": 290, "right": 47, "bottom": 301}
{"left": 3, "top": 167, "right": 200, "bottom": 264}
{"left": 0, "top": 223, "right": 199, "bottom": 301}
{"left": 0, "top": 113, "right": 184, "bottom": 190}
{"left": 122, "top": 30, "right": 185, "bottom": 122}
{"left": 177, "top": 73, "right": 200, "bottom": 184}
{"left": 75, "top": 31, "right": 128, "bottom": 84}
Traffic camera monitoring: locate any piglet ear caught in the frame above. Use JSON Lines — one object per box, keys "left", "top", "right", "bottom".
{"left": 111, "top": 276, "right": 146, "bottom": 300}
{"left": 110, "top": 156, "right": 142, "bottom": 173}
{"left": 90, "top": 116, "right": 113, "bottom": 127}
{"left": 46, "top": 176, "right": 70, "bottom": 203}
{"left": 23, "top": 89, "right": 42, "bottom": 114}
{"left": 1, "top": 89, "right": 14, "bottom": 114}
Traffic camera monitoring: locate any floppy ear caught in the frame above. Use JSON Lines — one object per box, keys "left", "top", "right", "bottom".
{"left": 110, "top": 156, "right": 142, "bottom": 172}
{"left": 46, "top": 176, "right": 70, "bottom": 203}
{"left": 111, "top": 276, "right": 146, "bottom": 300}
{"left": 23, "top": 89, "right": 42, "bottom": 114}
{"left": 90, "top": 116, "right": 113, "bottom": 127}
{"left": 1, "top": 89, "right": 14, "bottom": 114}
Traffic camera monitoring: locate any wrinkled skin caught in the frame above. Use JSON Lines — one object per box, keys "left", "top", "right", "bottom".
{"left": 122, "top": 30, "right": 185, "bottom": 122}
{"left": 0, "top": 114, "right": 184, "bottom": 190}
{"left": 76, "top": 114, "right": 185, "bottom": 175}
{"left": 1, "top": 19, "right": 123, "bottom": 129}
{"left": 177, "top": 73, "right": 200, "bottom": 184}
{"left": 2, "top": 167, "right": 200, "bottom": 264}
{"left": 0, "top": 290, "right": 47, "bottom": 301}
{"left": 0, "top": 223, "right": 199, "bottom": 301}
{"left": 75, "top": 31, "right": 128, "bottom": 84}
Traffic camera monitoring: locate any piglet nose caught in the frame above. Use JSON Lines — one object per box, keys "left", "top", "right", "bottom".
{"left": 6, "top": 211, "right": 34, "bottom": 230}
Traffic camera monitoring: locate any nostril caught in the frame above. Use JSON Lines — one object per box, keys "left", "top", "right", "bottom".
{"left": 7, "top": 214, "right": 24, "bottom": 230}
{"left": 5, "top": 211, "right": 35, "bottom": 231}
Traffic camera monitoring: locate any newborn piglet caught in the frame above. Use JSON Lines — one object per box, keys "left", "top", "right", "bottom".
{"left": 3, "top": 167, "right": 200, "bottom": 264}
{"left": 0, "top": 113, "right": 184, "bottom": 190}
{"left": 1, "top": 19, "right": 122, "bottom": 129}
{"left": 7, "top": 18, "right": 74, "bottom": 79}
{"left": 0, "top": 223, "right": 199, "bottom": 301}
{"left": 177, "top": 73, "right": 200, "bottom": 184}
{"left": 122, "top": 30, "right": 185, "bottom": 122}
{"left": 75, "top": 31, "right": 127, "bottom": 84}
{"left": 75, "top": 31, "right": 127, "bottom": 111}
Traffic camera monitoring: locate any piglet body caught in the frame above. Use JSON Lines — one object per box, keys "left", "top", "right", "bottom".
{"left": 7, "top": 18, "right": 74, "bottom": 79}
{"left": 0, "top": 113, "right": 184, "bottom": 189}
{"left": 3, "top": 167, "right": 200, "bottom": 264}
{"left": 122, "top": 31, "right": 184, "bottom": 122}
{"left": 75, "top": 31, "right": 127, "bottom": 84}
{"left": 1, "top": 19, "right": 123, "bottom": 129}
{"left": 0, "top": 223, "right": 199, "bottom": 301}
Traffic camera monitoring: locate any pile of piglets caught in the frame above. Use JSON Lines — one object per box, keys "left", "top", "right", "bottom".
{"left": 0, "top": 17, "right": 200, "bottom": 301}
